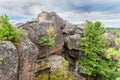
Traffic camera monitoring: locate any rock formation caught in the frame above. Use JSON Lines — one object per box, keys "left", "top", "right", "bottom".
{"left": 19, "top": 11, "right": 65, "bottom": 58}
{"left": 0, "top": 11, "right": 115, "bottom": 80}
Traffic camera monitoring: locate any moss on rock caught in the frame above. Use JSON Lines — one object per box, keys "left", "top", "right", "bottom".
{"left": 35, "top": 55, "right": 72, "bottom": 80}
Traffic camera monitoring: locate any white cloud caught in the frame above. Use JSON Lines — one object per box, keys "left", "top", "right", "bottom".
{"left": 0, "top": 0, "right": 120, "bottom": 28}
{"left": 57, "top": 11, "right": 120, "bottom": 28}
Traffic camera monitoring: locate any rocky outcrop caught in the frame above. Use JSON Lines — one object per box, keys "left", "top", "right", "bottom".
{"left": 18, "top": 35, "right": 39, "bottom": 80}
{"left": 0, "top": 11, "right": 117, "bottom": 80}
{"left": 0, "top": 41, "right": 18, "bottom": 80}
{"left": 103, "top": 32, "right": 115, "bottom": 47}
{"left": 19, "top": 11, "right": 65, "bottom": 58}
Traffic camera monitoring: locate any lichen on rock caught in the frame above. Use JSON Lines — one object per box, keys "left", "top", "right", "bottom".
{"left": 35, "top": 55, "right": 72, "bottom": 80}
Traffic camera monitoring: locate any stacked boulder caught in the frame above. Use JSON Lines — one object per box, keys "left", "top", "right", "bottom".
{"left": 0, "top": 11, "right": 115, "bottom": 80}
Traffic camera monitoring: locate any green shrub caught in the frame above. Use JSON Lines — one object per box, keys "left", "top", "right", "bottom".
{"left": 0, "top": 15, "right": 27, "bottom": 44}
{"left": 78, "top": 21, "right": 120, "bottom": 80}
{"left": 39, "top": 25, "right": 57, "bottom": 48}
{"left": 107, "top": 48, "right": 120, "bottom": 72}
{"left": 35, "top": 68, "right": 72, "bottom": 80}
{"left": 107, "top": 48, "right": 120, "bottom": 60}
{"left": 116, "top": 77, "right": 120, "bottom": 80}
{"left": 115, "top": 38, "right": 120, "bottom": 46}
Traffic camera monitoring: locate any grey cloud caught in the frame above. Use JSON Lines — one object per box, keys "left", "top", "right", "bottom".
{"left": 0, "top": 0, "right": 120, "bottom": 27}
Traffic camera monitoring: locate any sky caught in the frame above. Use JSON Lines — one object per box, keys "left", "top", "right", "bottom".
{"left": 0, "top": 0, "right": 120, "bottom": 28}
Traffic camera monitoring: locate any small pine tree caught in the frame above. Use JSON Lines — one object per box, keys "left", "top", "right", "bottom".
{"left": 39, "top": 25, "right": 57, "bottom": 48}
{"left": 0, "top": 15, "right": 27, "bottom": 45}
{"left": 79, "top": 21, "right": 106, "bottom": 55}
{"left": 78, "top": 21, "right": 120, "bottom": 80}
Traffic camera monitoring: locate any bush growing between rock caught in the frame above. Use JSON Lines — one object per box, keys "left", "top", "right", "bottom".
{"left": 78, "top": 21, "right": 120, "bottom": 80}
{"left": 39, "top": 25, "right": 57, "bottom": 48}
{"left": 0, "top": 15, "right": 27, "bottom": 45}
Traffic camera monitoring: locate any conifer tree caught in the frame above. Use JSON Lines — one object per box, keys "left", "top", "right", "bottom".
{"left": 78, "top": 21, "right": 120, "bottom": 80}
{"left": 39, "top": 25, "right": 57, "bottom": 48}
{"left": 0, "top": 15, "right": 27, "bottom": 45}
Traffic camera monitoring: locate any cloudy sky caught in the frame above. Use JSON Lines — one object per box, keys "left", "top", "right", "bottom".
{"left": 0, "top": 0, "right": 120, "bottom": 28}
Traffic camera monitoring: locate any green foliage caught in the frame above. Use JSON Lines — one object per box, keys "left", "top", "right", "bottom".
{"left": 107, "top": 48, "right": 120, "bottom": 60}
{"left": 107, "top": 48, "right": 120, "bottom": 73}
{"left": 115, "top": 38, "right": 120, "bottom": 46}
{"left": 79, "top": 21, "right": 106, "bottom": 54}
{"left": 0, "top": 15, "right": 27, "bottom": 44}
{"left": 39, "top": 26, "right": 57, "bottom": 48}
{"left": 0, "top": 58, "right": 3, "bottom": 63}
{"left": 62, "top": 60, "right": 69, "bottom": 68}
{"left": 49, "top": 68, "right": 72, "bottom": 80}
{"left": 78, "top": 21, "right": 120, "bottom": 80}
{"left": 116, "top": 77, "right": 120, "bottom": 80}
{"left": 35, "top": 68, "right": 72, "bottom": 80}
{"left": 39, "top": 36, "right": 55, "bottom": 47}
{"left": 35, "top": 60, "right": 72, "bottom": 80}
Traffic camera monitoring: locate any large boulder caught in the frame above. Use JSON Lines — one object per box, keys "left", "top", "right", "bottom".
{"left": 0, "top": 41, "right": 18, "bottom": 80}
{"left": 19, "top": 12, "right": 65, "bottom": 58}
{"left": 18, "top": 35, "right": 39, "bottom": 80}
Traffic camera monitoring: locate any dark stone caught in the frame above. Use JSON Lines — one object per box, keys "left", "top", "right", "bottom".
{"left": 0, "top": 41, "right": 18, "bottom": 80}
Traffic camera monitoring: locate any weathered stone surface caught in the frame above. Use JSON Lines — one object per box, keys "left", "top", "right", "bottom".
{"left": 63, "top": 23, "right": 83, "bottom": 50}
{"left": 0, "top": 41, "right": 18, "bottom": 80}
{"left": 65, "top": 34, "right": 81, "bottom": 50}
{"left": 36, "top": 55, "right": 67, "bottom": 70}
{"left": 36, "top": 11, "right": 66, "bottom": 29}
{"left": 19, "top": 12, "right": 65, "bottom": 58}
{"left": 35, "top": 55, "right": 71, "bottom": 80}
{"left": 18, "top": 35, "right": 39, "bottom": 80}
{"left": 63, "top": 24, "right": 83, "bottom": 35}
{"left": 103, "top": 32, "right": 115, "bottom": 47}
